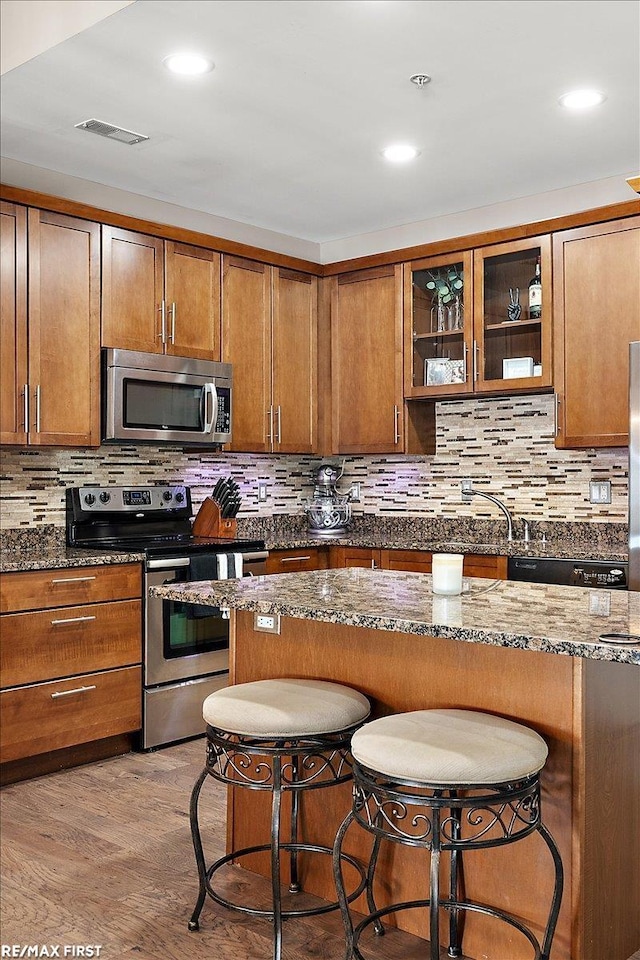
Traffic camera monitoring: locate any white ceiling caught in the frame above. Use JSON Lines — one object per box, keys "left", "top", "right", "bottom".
{"left": 1, "top": 0, "right": 638, "bottom": 249}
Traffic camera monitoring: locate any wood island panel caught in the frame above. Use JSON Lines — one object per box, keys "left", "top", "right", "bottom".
{"left": 228, "top": 610, "right": 640, "bottom": 960}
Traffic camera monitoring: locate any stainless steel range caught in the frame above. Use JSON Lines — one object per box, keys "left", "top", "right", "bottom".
{"left": 66, "top": 484, "right": 267, "bottom": 749}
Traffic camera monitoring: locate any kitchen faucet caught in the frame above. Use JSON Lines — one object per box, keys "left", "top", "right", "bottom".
{"left": 462, "top": 482, "right": 515, "bottom": 541}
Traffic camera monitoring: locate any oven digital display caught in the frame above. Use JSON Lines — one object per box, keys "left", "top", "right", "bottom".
{"left": 123, "top": 489, "right": 152, "bottom": 506}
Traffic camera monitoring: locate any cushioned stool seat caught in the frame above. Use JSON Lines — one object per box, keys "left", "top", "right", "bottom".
{"left": 333, "top": 708, "right": 563, "bottom": 960}
{"left": 203, "top": 677, "right": 371, "bottom": 737}
{"left": 188, "top": 678, "right": 370, "bottom": 960}
{"left": 351, "top": 708, "right": 549, "bottom": 784}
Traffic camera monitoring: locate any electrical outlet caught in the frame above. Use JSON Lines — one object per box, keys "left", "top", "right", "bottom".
{"left": 350, "top": 482, "right": 361, "bottom": 502}
{"left": 254, "top": 613, "right": 280, "bottom": 634}
{"left": 258, "top": 483, "right": 268, "bottom": 502}
{"left": 461, "top": 478, "right": 474, "bottom": 500}
{"left": 589, "top": 481, "right": 612, "bottom": 504}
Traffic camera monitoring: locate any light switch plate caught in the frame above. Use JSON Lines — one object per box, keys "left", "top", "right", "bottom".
{"left": 589, "top": 481, "right": 612, "bottom": 504}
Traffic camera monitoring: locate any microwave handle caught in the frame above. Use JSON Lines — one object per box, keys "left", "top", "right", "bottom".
{"left": 202, "top": 383, "right": 218, "bottom": 435}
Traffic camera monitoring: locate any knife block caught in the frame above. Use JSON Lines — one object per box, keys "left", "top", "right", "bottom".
{"left": 192, "top": 497, "right": 238, "bottom": 539}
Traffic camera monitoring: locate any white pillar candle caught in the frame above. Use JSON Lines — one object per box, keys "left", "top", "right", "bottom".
{"left": 431, "top": 553, "right": 464, "bottom": 596}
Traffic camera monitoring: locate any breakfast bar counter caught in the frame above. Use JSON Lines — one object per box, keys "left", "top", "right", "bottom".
{"left": 151, "top": 570, "right": 640, "bottom": 960}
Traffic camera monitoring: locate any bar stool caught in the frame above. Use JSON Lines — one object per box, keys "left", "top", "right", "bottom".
{"left": 333, "top": 708, "right": 563, "bottom": 960}
{"left": 188, "top": 677, "right": 371, "bottom": 959}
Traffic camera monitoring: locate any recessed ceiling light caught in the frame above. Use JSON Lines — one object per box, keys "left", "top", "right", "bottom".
{"left": 163, "top": 52, "right": 214, "bottom": 76}
{"left": 558, "top": 89, "right": 606, "bottom": 109}
{"left": 383, "top": 144, "right": 420, "bottom": 163}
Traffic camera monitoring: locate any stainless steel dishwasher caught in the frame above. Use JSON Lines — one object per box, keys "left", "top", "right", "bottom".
{"left": 507, "top": 556, "right": 628, "bottom": 589}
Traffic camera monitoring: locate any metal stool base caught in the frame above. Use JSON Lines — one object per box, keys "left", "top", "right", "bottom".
{"left": 333, "top": 761, "right": 564, "bottom": 960}
{"left": 191, "top": 841, "right": 366, "bottom": 924}
{"left": 189, "top": 720, "right": 369, "bottom": 959}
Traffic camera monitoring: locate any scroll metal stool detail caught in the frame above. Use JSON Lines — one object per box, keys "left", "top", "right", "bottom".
{"left": 188, "top": 677, "right": 371, "bottom": 960}
{"left": 333, "top": 709, "right": 564, "bottom": 960}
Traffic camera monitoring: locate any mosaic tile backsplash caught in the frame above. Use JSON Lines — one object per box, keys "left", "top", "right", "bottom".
{"left": 0, "top": 394, "right": 629, "bottom": 530}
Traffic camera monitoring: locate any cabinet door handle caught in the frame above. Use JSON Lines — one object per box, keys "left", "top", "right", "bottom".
{"left": 266, "top": 405, "right": 273, "bottom": 444}
{"left": 158, "top": 300, "right": 166, "bottom": 344}
{"left": 34, "top": 384, "right": 41, "bottom": 432}
{"left": 462, "top": 343, "right": 468, "bottom": 383}
{"left": 280, "top": 555, "right": 311, "bottom": 563}
{"left": 51, "top": 685, "right": 97, "bottom": 699}
{"left": 170, "top": 302, "right": 176, "bottom": 344}
{"left": 50, "top": 615, "right": 97, "bottom": 626}
{"left": 473, "top": 341, "right": 479, "bottom": 381}
{"left": 22, "top": 384, "right": 29, "bottom": 432}
{"left": 554, "top": 393, "right": 561, "bottom": 436}
{"left": 371, "top": 559, "right": 377, "bottom": 569}
{"left": 276, "top": 405, "right": 282, "bottom": 443}
{"left": 394, "top": 405, "right": 400, "bottom": 445}
{"left": 50, "top": 575, "right": 97, "bottom": 584}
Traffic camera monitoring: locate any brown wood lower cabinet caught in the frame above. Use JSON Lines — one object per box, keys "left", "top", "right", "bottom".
{"left": 0, "top": 562, "right": 143, "bottom": 772}
{"left": 0, "top": 666, "right": 141, "bottom": 763}
{"left": 329, "top": 546, "right": 507, "bottom": 578}
{"left": 265, "top": 548, "right": 329, "bottom": 573}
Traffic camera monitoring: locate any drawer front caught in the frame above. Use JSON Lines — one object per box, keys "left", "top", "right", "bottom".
{"left": 382, "top": 549, "right": 432, "bottom": 573}
{"left": 0, "top": 563, "right": 142, "bottom": 613}
{"left": 330, "top": 547, "right": 381, "bottom": 569}
{"left": 0, "top": 666, "right": 142, "bottom": 763}
{"left": 266, "top": 548, "right": 329, "bottom": 573}
{"left": 1, "top": 599, "right": 142, "bottom": 688}
{"left": 463, "top": 554, "right": 507, "bottom": 580}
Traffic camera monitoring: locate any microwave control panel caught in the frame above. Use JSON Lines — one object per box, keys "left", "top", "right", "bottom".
{"left": 215, "top": 387, "right": 231, "bottom": 435}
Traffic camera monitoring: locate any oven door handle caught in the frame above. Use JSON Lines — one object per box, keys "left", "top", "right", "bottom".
{"left": 241, "top": 551, "right": 269, "bottom": 563}
{"left": 146, "top": 557, "right": 191, "bottom": 570}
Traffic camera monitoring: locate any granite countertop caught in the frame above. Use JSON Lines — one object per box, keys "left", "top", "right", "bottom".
{"left": 150, "top": 567, "right": 640, "bottom": 666}
{"left": 0, "top": 527, "right": 144, "bottom": 573}
{"left": 239, "top": 515, "right": 629, "bottom": 562}
{"left": 262, "top": 532, "right": 629, "bottom": 561}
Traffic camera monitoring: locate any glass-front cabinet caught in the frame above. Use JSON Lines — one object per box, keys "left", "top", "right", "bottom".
{"left": 404, "top": 251, "right": 473, "bottom": 397}
{"left": 404, "top": 235, "right": 552, "bottom": 398}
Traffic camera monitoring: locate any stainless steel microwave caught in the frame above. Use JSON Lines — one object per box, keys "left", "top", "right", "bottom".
{"left": 102, "top": 349, "right": 232, "bottom": 446}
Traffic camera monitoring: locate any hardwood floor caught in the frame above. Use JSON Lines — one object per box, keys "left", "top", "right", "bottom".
{"left": 0, "top": 738, "right": 450, "bottom": 960}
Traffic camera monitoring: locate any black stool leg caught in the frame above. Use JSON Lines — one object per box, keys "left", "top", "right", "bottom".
{"left": 289, "top": 754, "right": 301, "bottom": 893}
{"left": 448, "top": 804, "right": 463, "bottom": 958}
{"left": 429, "top": 807, "right": 441, "bottom": 960}
{"left": 271, "top": 756, "right": 284, "bottom": 960}
{"left": 366, "top": 828, "right": 385, "bottom": 936}
{"left": 187, "top": 766, "right": 209, "bottom": 932}
{"left": 333, "top": 808, "right": 357, "bottom": 960}
{"left": 537, "top": 821, "right": 564, "bottom": 960}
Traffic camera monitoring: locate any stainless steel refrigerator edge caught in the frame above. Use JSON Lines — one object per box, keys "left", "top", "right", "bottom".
{"left": 630, "top": 341, "right": 640, "bottom": 590}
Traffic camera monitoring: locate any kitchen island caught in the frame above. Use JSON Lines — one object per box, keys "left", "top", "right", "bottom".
{"left": 150, "top": 569, "right": 640, "bottom": 960}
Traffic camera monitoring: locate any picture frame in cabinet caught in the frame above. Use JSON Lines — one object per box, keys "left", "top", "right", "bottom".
{"left": 425, "top": 357, "right": 465, "bottom": 386}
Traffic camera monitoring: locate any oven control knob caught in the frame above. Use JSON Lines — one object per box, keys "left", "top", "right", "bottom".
{"left": 99, "top": 492, "right": 111, "bottom": 504}
{"left": 175, "top": 491, "right": 185, "bottom": 503}
{"left": 84, "top": 494, "right": 96, "bottom": 506}
{"left": 162, "top": 491, "right": 173, "bottom": 502}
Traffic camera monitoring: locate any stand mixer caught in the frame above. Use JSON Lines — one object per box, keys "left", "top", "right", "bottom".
{"left": 306, "top": 462, "right": 352, "bottom": 537}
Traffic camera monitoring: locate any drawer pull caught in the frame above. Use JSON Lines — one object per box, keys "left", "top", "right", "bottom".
{"left": 51, "top": 684, "right": 97, "bottom": 699}
{"left": 50, "top": 575, "right": 97, "bottom": 584}
{"left": 50, "top": 615, "right": 97, "bottom": 626}
{"left": 280, "top": 556, "right": 311, "bottom": 562}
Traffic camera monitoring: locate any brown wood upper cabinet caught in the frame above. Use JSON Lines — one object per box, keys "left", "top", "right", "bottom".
{"left": 553, "top": 217, "right": 640, "bottom": 447}
{"left": 404, "top": 236, "right": 553, "bottom": 399}
{"left": 222, "top": 256, "right": 317, "bottom": 453}
{"left": 0, "top": 203, "right": 100, "bottom": 447}
{"left": 331, "top": 265, "right": 434, "bottom": 454}
{"left": 102, "top": 226, "right": 221, "bottom": 360}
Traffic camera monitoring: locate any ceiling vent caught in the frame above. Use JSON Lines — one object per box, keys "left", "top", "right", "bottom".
{"left": 74, "top": 119, "right": 148, "bottom": 145}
